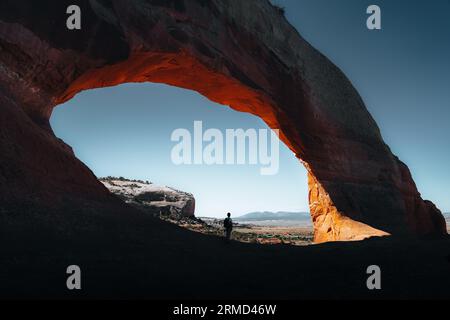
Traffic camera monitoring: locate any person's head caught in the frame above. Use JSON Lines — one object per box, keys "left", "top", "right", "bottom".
{"left": 227, "top": 212, "right": 231, "bottom": 218}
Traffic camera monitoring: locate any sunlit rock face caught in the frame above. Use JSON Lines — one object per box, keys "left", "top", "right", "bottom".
{"left": 0, "top": 0, "right": 446, "bottom": 242}
{"left": 100, "top": 178, "right": 196, "bottom": 218}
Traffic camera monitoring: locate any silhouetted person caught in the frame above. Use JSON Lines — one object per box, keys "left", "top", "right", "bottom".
{"left": 224, "top": 212, "right": 233, "bottom": 243}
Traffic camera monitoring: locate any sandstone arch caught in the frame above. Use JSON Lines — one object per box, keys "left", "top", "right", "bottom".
{"left": 0, "top": 0, "right": 446, "bottom": 242}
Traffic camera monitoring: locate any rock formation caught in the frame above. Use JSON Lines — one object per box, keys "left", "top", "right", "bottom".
{"left": 0, "top": 0, "right": 446, "bottom": 242}
{"left": 100, "top": 177, "right": 195, "bottom": 218}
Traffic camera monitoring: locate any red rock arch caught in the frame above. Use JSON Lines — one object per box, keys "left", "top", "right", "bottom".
{"left": 0, "top": 0, "right": 446, "bottom": 242}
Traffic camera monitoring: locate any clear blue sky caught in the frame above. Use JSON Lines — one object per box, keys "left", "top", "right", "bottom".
{"left": 51, "top": 0, "right": 450, "bottom": 217}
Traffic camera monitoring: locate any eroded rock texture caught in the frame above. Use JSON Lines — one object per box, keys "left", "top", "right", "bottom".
{"left": 100, "top": 178, "right": 196, "bottom": 218}
{"left": 0, "top": 0, "right": 446, "bottom": 242}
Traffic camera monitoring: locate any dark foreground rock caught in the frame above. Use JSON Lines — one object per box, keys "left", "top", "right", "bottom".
{"left": 0, "top": 205, "right": 449, "bottom": 299}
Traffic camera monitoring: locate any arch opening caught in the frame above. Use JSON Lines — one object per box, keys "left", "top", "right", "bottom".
{"left": 51, "top": 81, "right": 313, "bottom": 244}
{"left": 53, "top": 52, "right": 377, "bottom": 243}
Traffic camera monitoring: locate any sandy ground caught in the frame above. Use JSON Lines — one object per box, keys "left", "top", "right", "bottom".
{"left": 176, "top": 218, "right": 314, "bottom": 246}
{"left": 232, "top": 225, "right": 313, "bottom": 245}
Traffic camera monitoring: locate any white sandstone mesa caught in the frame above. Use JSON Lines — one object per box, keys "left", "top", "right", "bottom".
{"left": 100, "top": 178, "right": 195, "bottom": 218}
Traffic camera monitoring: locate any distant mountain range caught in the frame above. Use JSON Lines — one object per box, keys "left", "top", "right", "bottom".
{"left": 234, "top": 212, "right": 450, "bottom": 226}
{"left": 231, "top": 211, "right": 450, "bottom": 230}
{"left": 235, "top": 211, "right": 310, "bottom": 221}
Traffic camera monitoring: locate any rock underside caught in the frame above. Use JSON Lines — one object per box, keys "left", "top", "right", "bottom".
{"left": 0, "top": 0, "right": 446, "bottom": 242}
